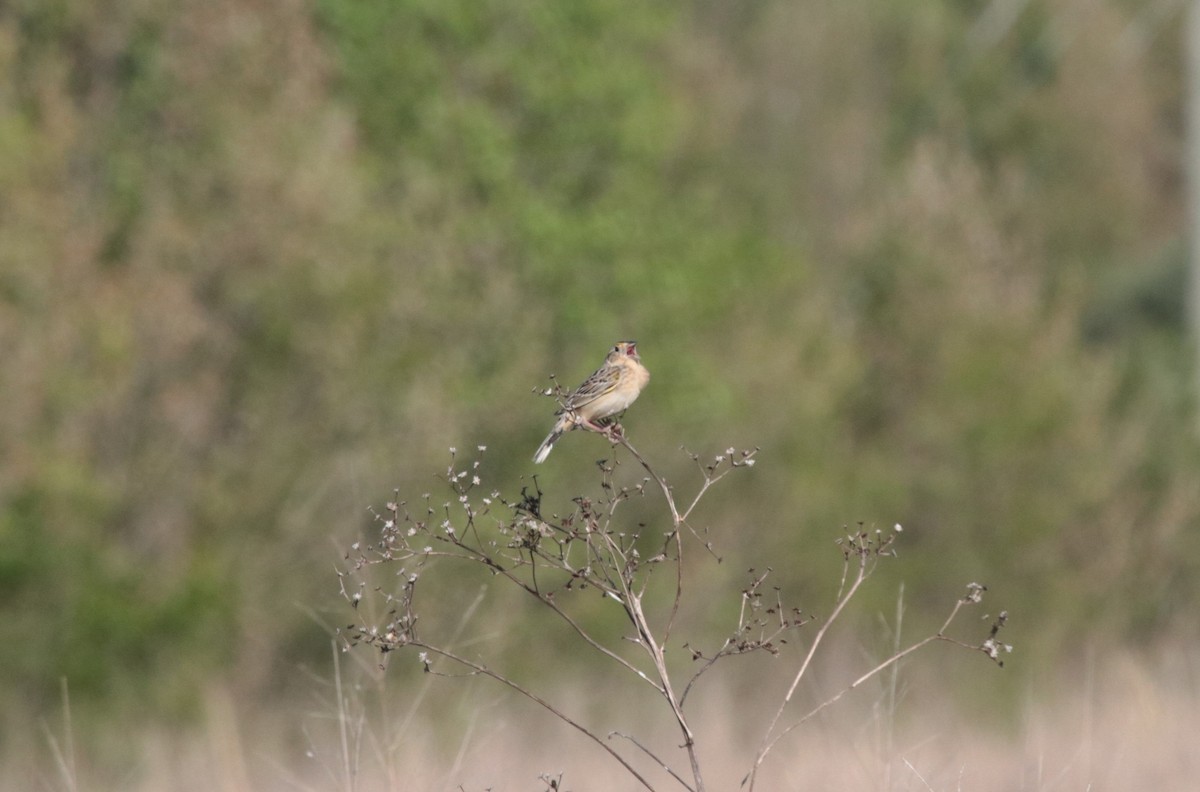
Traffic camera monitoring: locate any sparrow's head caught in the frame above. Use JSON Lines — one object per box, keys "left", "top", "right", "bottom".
{"left": 610, "top": 340, "right": 639, "bottom": 362}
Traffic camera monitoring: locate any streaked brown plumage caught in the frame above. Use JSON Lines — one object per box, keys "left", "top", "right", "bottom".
{"left": 533, "top": 341, "right": 650, "bottom": 463}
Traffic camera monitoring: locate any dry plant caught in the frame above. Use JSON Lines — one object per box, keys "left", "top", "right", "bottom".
{"left": 338, "top": 399, "right": 1010, "bottom": 791}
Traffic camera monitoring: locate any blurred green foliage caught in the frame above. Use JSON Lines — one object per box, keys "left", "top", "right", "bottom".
{"left": 1, "top": 0, "right": 1198, "bottom": 749}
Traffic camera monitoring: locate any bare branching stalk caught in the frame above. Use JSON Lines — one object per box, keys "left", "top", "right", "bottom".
{"left": 339, "top": 421, "right": 1011, "bottom": 790}
{"left": 745, "top": 570, "right": 1008, "bottom": 789}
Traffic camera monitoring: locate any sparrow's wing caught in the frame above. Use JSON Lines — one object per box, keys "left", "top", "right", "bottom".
{"left": 565, "top": 364, "right": 622, "bottom": 410}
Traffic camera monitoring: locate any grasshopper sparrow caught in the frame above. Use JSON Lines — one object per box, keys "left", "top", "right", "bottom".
{"left": 533, "top": 341, "right": 650, "bottom": 463}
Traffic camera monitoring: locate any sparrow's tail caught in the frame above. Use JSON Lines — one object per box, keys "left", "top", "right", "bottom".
{"left": 532, "top": 427, "right": 564, "bottom": 464}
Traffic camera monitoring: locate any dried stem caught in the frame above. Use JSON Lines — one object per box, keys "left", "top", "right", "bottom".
{"left": 744, "top": 579, "right": 1005, "bottom": 790}
{"left": 341, "top": 431, "right": 1008, "bottom": 792}
{"left": 415, "top": 642, "right": 657, "bottom": 791}
{"left": 610, "top": 731, "right": 696, "bottom": 792}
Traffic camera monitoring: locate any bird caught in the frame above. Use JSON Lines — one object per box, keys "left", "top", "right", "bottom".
{"left": 533, "top": 341, "right": 650, "bottom": 464}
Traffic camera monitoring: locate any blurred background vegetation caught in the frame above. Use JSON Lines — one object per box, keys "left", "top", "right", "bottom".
{"left": 2, "top": 0, "right": 1199, "bottom": 780}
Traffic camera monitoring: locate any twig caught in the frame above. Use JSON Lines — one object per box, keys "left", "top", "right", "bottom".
{"left": 415, "top": 643, "right": 657, "bottom": 791}
{"left": 745, "top": 583, "right": 1001, "bottom": 789}
{"left": 610, "top": 731, "right": 697, "bottom": 792}
{"left": 745, "top": 552, "right": 870, "bottom": 790}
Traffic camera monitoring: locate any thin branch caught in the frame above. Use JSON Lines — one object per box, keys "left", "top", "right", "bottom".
{"left": 624, "top": 592, "right": 704, "bottom": 790}
{"left": 610, "top": 731, "right": 697, "bottom": 792}
{"left": 745, "top": 554, "right": 869, "bottom": 790}
{"left": 615, "top": 436, "right": 689, "bottom": 643}
{"left": 417, "top": 643, "right": 657, "bottom": 791}
{"left": 744, "top": 584, "right": 998, "bottom": 789}
{"left": 680, "top": 570, "right": 806, "bottom": 706}
{"left": 616, "top": 435, "right": 681, "bottom": 524}
{"left": 367, "top": 541, "right": 664, "bottom": 696}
